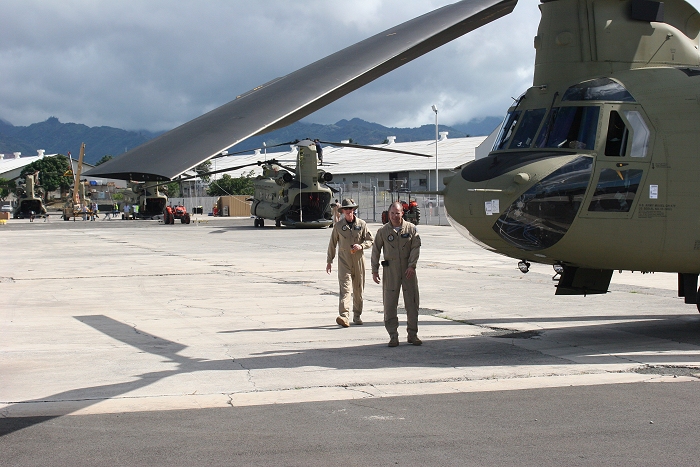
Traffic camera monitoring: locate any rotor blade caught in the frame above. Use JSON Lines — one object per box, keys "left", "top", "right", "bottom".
{"left": 84, "top": 0, "right": 517, "bottom": 181}
{"left": 209, "top": 141, "right": 298, "bottom": 160}
{"left": 150, "top": 160, "right": 275, "bottom": 188}
{"left": 318, "top": 140, "right": 432, "bottom": 158}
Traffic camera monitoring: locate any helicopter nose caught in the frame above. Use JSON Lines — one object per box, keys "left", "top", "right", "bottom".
{"left": 444, "top": 153, "right": 594, "bottom": 254}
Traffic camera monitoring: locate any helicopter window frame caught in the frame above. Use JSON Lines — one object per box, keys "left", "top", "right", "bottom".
{"left": 508, "top": 108, "right": 547, "bottom": 150}
{"left": 623, "top": 110, "right": 650, "bottom": 158}
{"left": 604, "top": 110, "right": 628, "bottom": 157}
{"left": 493, "top": 110, "right": 522, "bottom": 151}
{"left": 562, "top": 77, "right": 636, "bottom": 103}
{"left": 599, "top": 107, "right": 651, "bottom": 159}
{"left": 587, "top": 168, "right": 644, "bottom": 213}
{"left": 535, "top": 105, "right": 601, "bottom": 151}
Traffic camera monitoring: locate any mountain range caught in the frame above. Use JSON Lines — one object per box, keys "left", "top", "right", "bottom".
{"left": 0, "top": 116, "right": 501, "bottom": 165}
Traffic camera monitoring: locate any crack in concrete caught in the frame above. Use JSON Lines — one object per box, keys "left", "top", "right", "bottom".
{"left": 225, "top": 347, "right": 257, "bottom": 391}
{"left": 342, "top": 386, "right": 376, "bottom": 398}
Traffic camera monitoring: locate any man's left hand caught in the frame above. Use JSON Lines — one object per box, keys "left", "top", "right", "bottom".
{"left": 405, "top": 267, "right": 416, "bottom": 279}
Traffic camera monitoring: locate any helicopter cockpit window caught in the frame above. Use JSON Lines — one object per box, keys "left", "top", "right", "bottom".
{"left": 509, "top": 108, "right": 546, "bottom": 149}
{"left": 588, "top": 169, "right": 643, "bottom": 212}
{"left": 493, "top": 156, "right": 593, "bottom": 251}
{"left": 604, "top": 111, "right": 628, "bottom": 157}
{"left": 562, "top": 78, "right": 636, "bottom": 102}
{"left": 623, "top": 110, "right": 650, "bottom": 158}
{"left": 536, "top": 106, "right": 600, "bottom": 150}
{"left": 493, "top": 110, "right": 521, "bottom": 151}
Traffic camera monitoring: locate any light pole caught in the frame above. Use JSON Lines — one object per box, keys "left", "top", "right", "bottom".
{"left": 431, "top": 105, "right": 438, "bottom": 194}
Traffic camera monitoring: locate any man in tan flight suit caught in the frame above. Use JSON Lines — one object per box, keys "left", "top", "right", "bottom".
{"left": 327, "top": 199, "right": 374, "bottom": 327}
{"left": 371, "top": 202, "right": 421, "bottom": 347}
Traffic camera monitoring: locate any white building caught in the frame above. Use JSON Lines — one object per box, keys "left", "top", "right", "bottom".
{"left": 0, "top": 150, "right": 126, "bottom": 188}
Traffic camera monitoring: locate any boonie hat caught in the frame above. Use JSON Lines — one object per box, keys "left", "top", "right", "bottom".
{"left": 339, "top": 198, "right": 358, "bottom": 210}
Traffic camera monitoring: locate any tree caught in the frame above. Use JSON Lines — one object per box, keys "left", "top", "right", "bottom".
{"left": 0, "top": 178, "right": 15, "bottom": 201}
{"left": 96, "top": 155, "right": 113, "bottom": 166}
{"left": 166, "top": 182, "right": 180, "bottom": 197}
{"left": 207, "top": 171, "right": 255, "bottom": 196}
{"left": 195, "top": 161, "right": 212, "bottom": 182}
{"left": 19, "top": 155, "right": 72, "bottom": 200}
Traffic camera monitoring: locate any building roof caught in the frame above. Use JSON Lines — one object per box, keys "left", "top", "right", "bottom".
{"left": 210, "top": 134, "right": 488, "bottom": 179}
{"left": 0, "top": 150, "right": 126, "bottom": 188}
{"left": 0, "top": 152, "right": 50, "bottom": 180}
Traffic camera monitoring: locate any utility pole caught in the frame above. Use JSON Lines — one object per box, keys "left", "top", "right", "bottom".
{"left": 431, "top": 105, "right": 439, "bottom": 194}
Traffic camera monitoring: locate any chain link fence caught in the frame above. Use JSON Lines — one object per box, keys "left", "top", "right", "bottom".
{"left": 334, "top": 190, "right": 448, "bottom": 226}
{"left": 171, "top": 189, "right": 450, "bottom": 226}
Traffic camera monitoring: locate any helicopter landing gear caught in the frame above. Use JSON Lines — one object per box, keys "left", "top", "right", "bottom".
{"left": 254, "top": 217, "right": 265, "bottom": 228}
{"left": 275, "top": 219, "right": 281, "bottom": 228}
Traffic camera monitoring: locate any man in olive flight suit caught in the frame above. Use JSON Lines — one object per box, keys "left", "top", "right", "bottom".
{"left": 372, "top": 201, "right": 422, "bottom": 347}
{"left": 326, "top": 198, "right": 374, "bottom": 327}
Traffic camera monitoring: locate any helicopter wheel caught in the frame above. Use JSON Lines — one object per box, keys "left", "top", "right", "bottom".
{"left": 275, "top": 219, "right": 281, "bottom": 228}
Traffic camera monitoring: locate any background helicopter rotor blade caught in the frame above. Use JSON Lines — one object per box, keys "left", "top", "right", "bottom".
{"left": 318, "top": 140, "right": 433, "bottom": 158}
{"left": 209, "top": 141, "right": 298, "bottom": 160}
{"left": 147, "top": 159, "right": 281, "bottom": 188}
{"left": 83, "top": 0, "right": 516, "bottom": 182}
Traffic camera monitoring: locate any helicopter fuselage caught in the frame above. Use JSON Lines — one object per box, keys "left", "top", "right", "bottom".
{"left": 251, "top": 142, "right": 333, "bottom": 228}
{"left": 444, "top": 0, "right": 700, "bottom": 295}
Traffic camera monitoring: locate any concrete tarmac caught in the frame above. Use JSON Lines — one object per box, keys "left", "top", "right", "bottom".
{"left": 1, "top": 216, "right": 699, "bottom": 465}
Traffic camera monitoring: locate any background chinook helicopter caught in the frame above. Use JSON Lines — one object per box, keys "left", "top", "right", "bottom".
{"left": 85, "top": 0, "right": 700, "bottom": 309}
{"left": 196, "top": 138, "right": 431, "bottom": 228}
{"left": 13, "top": 171, "right": 46, "bottom": 219}
{"left": 123, "top": 181, "right": 168, "bottom": 219}
{"left": 248, "top": 140, "right": 334, "bottom": 228}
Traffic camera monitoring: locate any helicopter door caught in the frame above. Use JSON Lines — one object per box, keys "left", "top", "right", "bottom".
{"left": 580, "top": 106, "right": 654, "bottom": 219}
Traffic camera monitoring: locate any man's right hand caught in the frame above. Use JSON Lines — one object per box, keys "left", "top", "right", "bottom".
{"left": 326, "top": 263, "right": 332, "bottom": 274}
{"left": 372, "top": 272, "right": 380, "bottom": 284}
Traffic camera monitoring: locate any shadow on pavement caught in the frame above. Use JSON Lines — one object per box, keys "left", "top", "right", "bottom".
{"left": 2, "top": 313, "right": 700, "bottom": 436}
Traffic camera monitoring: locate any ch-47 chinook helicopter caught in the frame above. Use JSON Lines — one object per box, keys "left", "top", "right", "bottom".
{"left": 183, "top": 138, "right": 429, "bottom": 228}
{"left": 242, "top": 139, "right": 430, "bottom": 228}
{"left": 86, "top": 0, "right": 700, "bottom": 309}
{"left": 248, "top": 140, "right": 334, "bottom": 228}
{"left": 123, "top": 181, "right": 167, "bottom": 219}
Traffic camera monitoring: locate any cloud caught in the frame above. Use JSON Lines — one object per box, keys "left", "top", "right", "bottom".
{"left": 1, "top": 1, "right": 698, "bottom": 132}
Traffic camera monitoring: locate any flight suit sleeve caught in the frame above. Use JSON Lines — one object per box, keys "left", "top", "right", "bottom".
{"left": 371, "top": 228, "right": 383, "bottom": 274}
{"left": 360, "top": 223, "right": 374, "bottom": 251}
{"left": 327, "top": 227, "right": 339, "bottom": 264}
{"left": 407, "top": 228, "right": 421, "bottom": 269}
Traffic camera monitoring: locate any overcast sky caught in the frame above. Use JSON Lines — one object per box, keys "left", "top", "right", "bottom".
{"left": 2, "top": 0, "right": 700, "bottom": 132}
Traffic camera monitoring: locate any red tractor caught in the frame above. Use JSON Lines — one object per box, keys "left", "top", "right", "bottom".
{"left": 163, "top": 205, "right": 191, "bottom": 224}
{"left": 381, "top": 199, "right": 420, "bottom": 225}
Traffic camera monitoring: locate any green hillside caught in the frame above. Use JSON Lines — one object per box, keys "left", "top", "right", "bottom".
{"left": 0, "top": 116, "right": 501, "bottom": 164}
